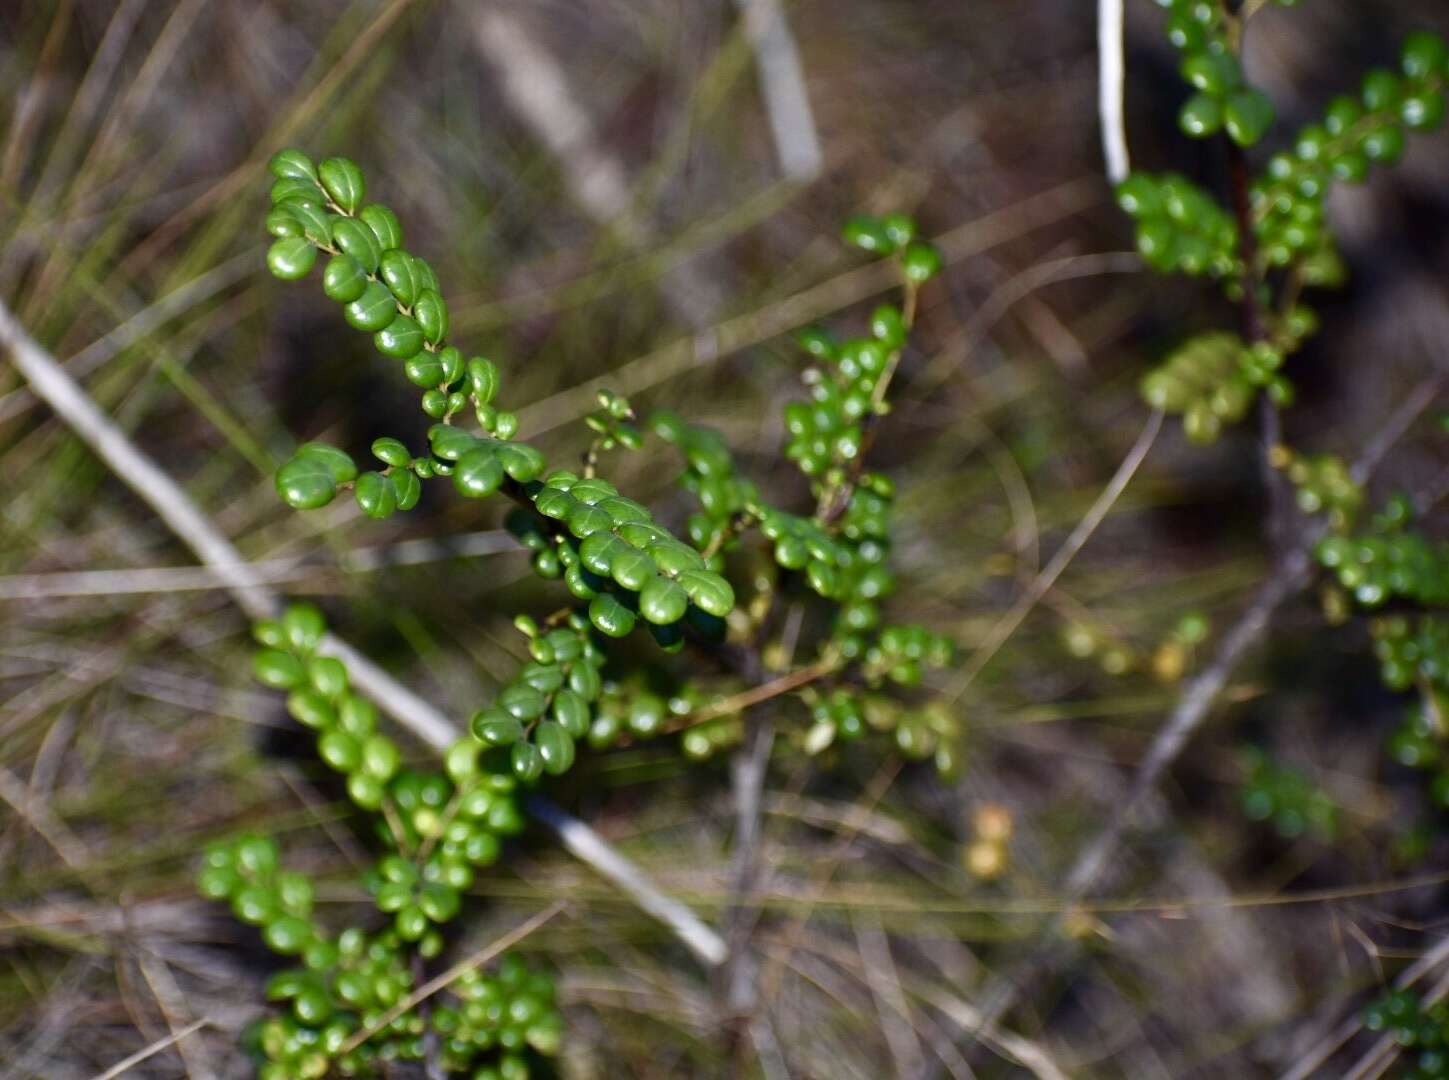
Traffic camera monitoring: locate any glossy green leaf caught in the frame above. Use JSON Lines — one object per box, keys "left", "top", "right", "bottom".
{"left": 511, "top": 741, "right": 544, "bottom": 783}
{"left": 568, "top": 504, "right": 615, "bottom": 538}
{"left": 331, "top": 216, "right": 380, "bottom": 272}
{"left": 1224, "top": 89, "right": 1275, "bottom": 147}
{"left": 266, "top": 237, "right": 316, "bottom": 280}
{"left": 610, "top": 548, "right": 654, "bottom": 591}
{"left": 497, "top": 443, "right": 545, "bottom": 482}
{"left": 588, "top": 592, "right": 636, "bottom": 637}
{"left": 318, "top": 156, "right": 365, "bottom": 212}
{"left": 276, "top": 603, "right": 323, "bottom": 652}
{"left": 359, "top": 203, "right": 402, "bottom": 250}
{"left": 275, "top": 455, "right": 336, "bottom": 510}
{"left": 901, "top": 241, "right": 942, "bottom": 284}
{"left": 343, "top": 280, "right": 397, "bottom": 332}
{"left": 454, "top": 447, "right": 504, "bottom": 498}
{"left": 535, "top": 722, "right": 576, "bottom": 776}
{"left": 391, "top": 468, "right": 421, "bottom": 511}
{"left": 269, "top": 148, "right": 318, "bottom": 182}
{"left": 533, "top": 487, "right": 576, "bottom": 520}
{"left": 354, "top": 471, "right": 397, "bottom": 518}
{"left": 413, "top": 288, "right": 449, "bottom": 344}
{"left": 266, "top": 207, "right": 302, "bottom": 238}
{"left": 373, "top": 314, "right": 424, "bottom": 359}
{"left": 639, "top": 576, "right": 688, "bottom": 625}
{"left": 676, "top": 569, "right": 734, "bottom": 616}
{"left": 428, "top": 424, "right": 478, "bottom": 461}
{"left": 322, "top": 253, "right": 368, "bottom": 302}
{"left": 255, "top": 648, "right": 304, "bottom": 689}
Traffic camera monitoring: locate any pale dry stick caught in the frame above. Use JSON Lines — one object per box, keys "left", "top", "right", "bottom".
{"left": 969, "top": 376, "right": 1444, "bottom": 1039}
{"left": 1282, "top": 933, "right": 1449, "bottom": 1080}
{"left": 0, "top": 530, "right": 517, "bottom": 600}
{"left": 1098, "top": 0, "right": 1131, "bottom": 184}
{"left": 515, "top": 177, "right": 1102, "bottom": 435}
{"left": 734, "top": 0, "right": 824, "bottom": 182}
{"left": 0, "top": 298, "right": 729, "bottom": 968}
{"left": 88, "top": 1017, "right": 211, "bottom": 1080}
{"left": 942, "top": 407, "right": 1165, "bottom": 705}
{"left": 338, "top": 902, "right": 565, "bottom": 1055}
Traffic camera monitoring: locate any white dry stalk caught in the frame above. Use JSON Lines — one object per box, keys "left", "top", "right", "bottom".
{"left": 1098, "top": 0, "right": 1131, "bottom": 183}
{"left": 734, "top": 0, "right": 824, "bottom": 182}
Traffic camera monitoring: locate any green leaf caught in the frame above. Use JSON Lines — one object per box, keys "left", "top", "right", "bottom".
{"left": 330, "top": 216, "right": 380, "bottom": 272}
{"left": 343, "top": 281, "right": 397, "bottom": 332}
{"left": 266, "top": 237, "right": 316, "bottom": 280}
{"left": 318, "top": 730, "right": 361, "bottom": 772}
{"left": 275, "top": 202, "right": 329, "bottom": 250}
{"left": 266, "top": 207, "right": 302, "bottom": 238}
{"left": 472, "top": 709, "right": 524, "bottom": 747}
{"left": 419, "top": 883, "right": 460, "bottom": 923}
{"left": 842, "top": 215, "right": 895, "bottom": 254}
{"left": 359, "top": 204, "right": 402, "bottom": 250}
{"left": 404, "top": 353, "right": 445, "bottom": 388}
{"left": 275, "top": 456, "right": 336, "bottom": 510}
{"left": 371, "top": 437, "right": 410, "bottom": 467}
{"left": 511, "top": 741, "right": 545, "bottom": 783}
{"left": 282, "top": 603, "right": 326, "bottom": 651}
{"left": 454, "top": 447, "right": 504, "bottom": 498}
{"left": 676, "top": 569, "right": 735, "bottom": 616}
{"left": 413, "top": 288, "right": 449, "bottom": 344}
{"left": 597, "top": 496, "right": 651, "bottom": 525}
{"left": 322, "top": 254, "right": 368, "bottom": 302}
{"left": 270, "top": 177, "right": 321, "bottom": 205}
{"left": 360, "top": 735, "right": 399, "bottom": 781}
{"left": 1224, "top": 89, "right": 1275, "bottom": 147}
{"left": 589, "top": 592, "right": 636, "bottom": 637}
{"left": 378, "top": 249, "right": 419, "bottom": 307}
{"left": 568, "top": 504, "right": 615, "bottom": 538}
{"left": 580, "top": 532, "right": 625, "bottom": 574}
{"left": 269, "top": 149, "right": 318, "bottom": 182}
{"left": 255, "top": 648, "right": 304, "bottom": 689}
{"left": 373, "top": 314, "right": 424, "bottom": 359}
{"left": 318, "top": 156, "right": 365, "bottom": 213}
{"left": 610, "top": 548, "right": 654, "bottom": 591}
{"left": 639, "top": 576, "right": 688, "bottom": 625}
{"left": 535, "top": 722, "right": 576, "bottom": 776}
{"left": 497, "top": 443, "right": 545, "bottom": 482}
{"left": 1179, "top": 92, "right": 1223, "bottom": 137}
{"left": 1181, "top": 52, "right": 1240, "bottom": 96}
{"left": 468, "top": 357, "right": 500, "bottom": 403}
{"left": 354, "top": 471, "right": 397, "bottom": 518}
{"left": 297, "top": 442, "right": 357, "bottom": 484}
{"left": 901, "top": 241, "right": 942, "bottom": 284}
{"left": 647, "top": 540, "right": 705, "bottom": 577}
{"left": 428, "top": 424, "right": 479, "bottom": 461}
{"left": 500, "top": 684, "right": 546, "bottom": 720}
{"left": 533, "top": 487, "right": 576, "bottom": 520}
{"left": 391, "top": 468, "right": 421, "bottom": 511}
{"left": 550, "top": 690, "right": 590, "bottom": 738}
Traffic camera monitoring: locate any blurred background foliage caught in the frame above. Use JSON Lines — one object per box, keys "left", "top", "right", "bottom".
{"left": 1, "top": 1, "right": 1447, "bottom": 1076}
